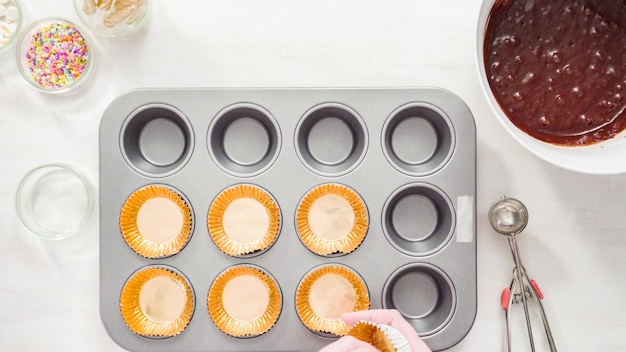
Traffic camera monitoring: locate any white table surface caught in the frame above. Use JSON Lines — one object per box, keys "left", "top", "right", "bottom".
{"left": 2, "top": 0, "right": 626, "bottom": 351}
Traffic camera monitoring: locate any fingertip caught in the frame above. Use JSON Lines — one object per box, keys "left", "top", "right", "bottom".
{"left": 341, "top": 311, "right": 361, "bottom": 326}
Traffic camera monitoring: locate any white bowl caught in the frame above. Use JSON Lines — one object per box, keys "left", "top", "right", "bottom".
{"left": 476, "top": 0, "right": 626, "bottom": 175}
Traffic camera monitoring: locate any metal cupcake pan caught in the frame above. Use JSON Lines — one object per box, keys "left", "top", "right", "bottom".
{"left": 99, "top": 88, "right": 476, "bottom": 351}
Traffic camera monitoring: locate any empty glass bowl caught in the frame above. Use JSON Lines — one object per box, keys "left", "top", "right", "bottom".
{"left": 16, "top": 163, "right": 94, "bottom": 240}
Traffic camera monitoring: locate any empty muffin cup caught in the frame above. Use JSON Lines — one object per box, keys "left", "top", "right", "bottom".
{"left": 208, "top": 104, "right": 281, "bottom": 177}
{"left": 382, "top": 263, "right": 455, "bottom": 336}
{"left": 207, "top": 184, "right": 281, "bottom": 257}
{"left": 295, "top": 103, "right": 368, "bottom": 176}
{"left": 16, "top": 163, "right": 94, "bottom": 240}
{"left": 382, "top": 103, "right": 454, "bottom": 176}
{"left": 382, "top": 183, "right": 454, "bottom": 256}
{"left": 120, "top": 104, "right": 194, "bottom": 177}
{"left": 120, "top": 185, "right": 193, "bottom": 258}
{"left": 295, "top": 264, "right": 370, "bottom": 336}
{"left": 207, "top": 265, "right": 282, "bottom": 337}
{"left": 296, "top": 183, "right": 368, "bottom": 256}
{"left": 120, "top": 265, "right": 194, "bottom": 338}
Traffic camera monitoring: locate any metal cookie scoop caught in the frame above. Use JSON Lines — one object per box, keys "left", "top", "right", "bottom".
{"left": 489, "top": 196, "right": 557, "bottom": 352}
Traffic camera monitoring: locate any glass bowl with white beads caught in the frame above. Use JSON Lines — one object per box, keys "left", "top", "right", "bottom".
{"left": 0, "top": 0, "right": 23, "bottom": 56}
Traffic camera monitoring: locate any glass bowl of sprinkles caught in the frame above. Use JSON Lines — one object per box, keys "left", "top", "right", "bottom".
{"left": 0, "top": 0, "right": 24, "bottom": 56}
{"left": 16, "top": 18, "right": 95, "bottom": 93}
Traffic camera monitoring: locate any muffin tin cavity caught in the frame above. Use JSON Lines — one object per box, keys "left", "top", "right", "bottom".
{"left": 295, "top": 103, "right": 367, "bottom": 176}
{"left": 383, "top": 263, "right": 455, "bottom": 336}
{"left": 382, "top": 183, "right": 454, "bottom": 256}
{"left": 208, "top": 104, "right": 280, "bottom": 177}
{"left": 100, "top": 88, "right": 476, "bottom": 352}
{"left": 382, "top": 103, "right": 454, "bottom": 176}
{"left": 121, "top": 104, "right": 194, "bottom": 177}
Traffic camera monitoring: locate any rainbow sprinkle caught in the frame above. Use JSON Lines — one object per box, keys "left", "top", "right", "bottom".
{"left": 25, "top": 21, "right": 89, "bottom": 90}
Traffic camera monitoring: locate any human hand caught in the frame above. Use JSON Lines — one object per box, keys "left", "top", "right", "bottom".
{"left": 319, "top": 309, "right": 432, "bottom": 352}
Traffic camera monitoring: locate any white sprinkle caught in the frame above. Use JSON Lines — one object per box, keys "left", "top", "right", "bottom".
{"left": 0, "top": 0, "right": 8, "bottom": 6}
{"left": 0, "top": 36, "right": 8, "bottom": 47}
{"left": 0, "top": 5, "right": 6, "bottom": 17}
{"left": 7, "top": 20, "right": 15, "bottom": 33}
{"left": 5, "top": 5, "right": 17, "bottom": 23}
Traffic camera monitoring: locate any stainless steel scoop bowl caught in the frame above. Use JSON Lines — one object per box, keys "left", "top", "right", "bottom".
{"left": 489, "top": 197, "right": 528, "bottom": 236}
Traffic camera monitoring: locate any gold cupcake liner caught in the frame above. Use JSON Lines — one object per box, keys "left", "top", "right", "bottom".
{"left": 348, "top": 321, "right": 411, "bottom": 352}
{"left": 295, "top": 265, "right": 370, "bottom": 336}
{"left": 207, "top": 184, "right": 280, "bottom": 256}
{"left": 120, "top": 266, "right": 194, "bottom": 338}
{"left": 207, "top": 265, "right": 282, "bottom": 337}
{"left": 120, "top": 185, "right": 193, "bottom": 258}
{"left": 296, "top": 184, "right": 368, "bottom": 255}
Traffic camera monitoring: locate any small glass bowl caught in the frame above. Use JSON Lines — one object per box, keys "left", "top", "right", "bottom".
{"left": 0, "top": 0, "right": 24, "bottom": 56}
{"left": 73, "top": 0, "right": 151, "bottom": 37}
{"left": 15, "top": 17, "right": 96, "bottom": 94}
{"left": 16, "top": 163, "right": 94, "bottom": 240}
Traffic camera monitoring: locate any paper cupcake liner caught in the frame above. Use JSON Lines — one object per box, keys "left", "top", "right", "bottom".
{"left": 296, "top": 183, "right": 368, "bottom": 255}
{"left": 348, "top": 321, "right": 412, "bottom": 352}
{"left": 207, "top": 265, "right": 282, "bottom": 337}
{"left": 377, "top": 323, "right": 412, "bottom": 352}
{"left": 295, "top": 265, "right": 370, "bottom": 336}
{"left": 120, "top": 266, "right": 194, "bottom": 338}
{"left": 207, "top": 184, "right": 280, "bottom": 257}
{"left": 119, "top": 185, "right": 193, "bottom": 258}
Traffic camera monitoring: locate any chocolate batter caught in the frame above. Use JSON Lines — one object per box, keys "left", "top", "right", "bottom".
{"left": 484, "top": 0, "right": 626, "bottom": 145}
